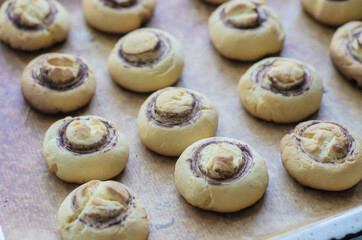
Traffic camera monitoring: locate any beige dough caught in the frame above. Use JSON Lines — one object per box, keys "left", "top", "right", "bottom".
{"left": 43, "top": 116, "right": 129, "bottom": 183}
{"left": 281, "top": 120, "right": 362, "bottom": 191}
{"left": 238, "top": 57, "right": 324, "bottom": 123}
{"left": 58, "top": 180, "right": 149, "bottom": 240}
{"left": 137, "top": 87, "right": 218, "bottom": 156}
{"left": 21, "top": 53, "right": 96, "bottom": 114}
{"left": 330, "top": 21, "right": 362, "bottom": 87}
{"left": 301, "top": 0, "right": 362, "bottom": 26}
{"left": 175, "top": 137, "right": 269, "bottom": 212}
{"left": 82, "top": 0, "right": 156, "bottom": 33}
{"left": 108, "top": 28, "right": 184, "bottom": 92}
{"left": 0, "top": 0, "right": 70, "bottom": 51}
{"left": 208, "top": 0, "right": 285, "bottom": 61}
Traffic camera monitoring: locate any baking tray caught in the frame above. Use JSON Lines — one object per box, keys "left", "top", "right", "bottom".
{"left": 0, "top": 0, "right": 361, "bottom": 239}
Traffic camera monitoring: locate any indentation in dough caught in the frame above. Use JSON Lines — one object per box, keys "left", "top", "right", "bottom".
{"left": 71, "top": 181, "right": 130, "bottom": 229}
{"left": 14, "top": 0, "right": 50, "bottom": 27}
{"left": 198, "top": 143, "right": 244, "bottom": 179}
{"left": 265, "top": 60, "right": 304, "bottom": 91}
{"left": 351, "top": 32, "right": 362, "bottom": 61}
{"left": 41, "top": 55, "right": 80, "bottom": 85}
{"left": 300, "top": 123, "right": 350, "bottom": 163}
{"left": 223, "top": 1, "right": 260, "bottom": 28}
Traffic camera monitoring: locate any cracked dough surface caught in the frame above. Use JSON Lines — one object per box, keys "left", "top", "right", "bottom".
{"left": 238, "top": 57, "right": 324, "bottom": 123}
{"left": 43, "top": 115, "right": 129, "bottom": 183}
{"left": 108, "top": 28, "right": 184, "bottom": 93}
{"left": 301, "top": 0, "right": 362, "bottom": 26}
{"left": 137, "top": 87, "right": 218, "bottom": 156}
{"left": 0, "top": 0, "right": 70, "bottom": 51}
{"left": 280, "top": 120, "right": 362, "bottom": 191}
{"left": 330, "top": 21, "right": 362, "bottom": 87}
{"left": 175, "top": 137, "right": 269, "bottom": 212}
{"left": 57, "top": 180, "right": 149, "bottom": 240}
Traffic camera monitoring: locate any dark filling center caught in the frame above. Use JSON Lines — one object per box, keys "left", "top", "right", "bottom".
{"left": 100, "top": 0, "right": 137, "bottom": 8}
{"left": 189, "top": 140, "right": 253, "bottom": 185}
{"left": 295, "top": 121, "right": 355, "bottom": 164}
{"left": 146, "top": 91, "right": 202, "bottom": 128}
{"left": 57, "top": 118, "right": 118, "bottom": 155}
{"left": 32, "top": 58, "right": 89, "bottom": 91}
{"left": 6, "top": 1, "right": 57, "bottom": 31}
{"left": 253, "top": 61, "right": 312, "bottom": 96}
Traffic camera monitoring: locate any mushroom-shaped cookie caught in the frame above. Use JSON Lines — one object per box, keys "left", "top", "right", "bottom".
{"left": 238, "top": 57, "right": 324, "bottom": 123}
{"left": 43, "top": 116, "right": 129, "bottom": 183}
{"left": 208, "top": 0, "right": 285, "bottom": 61}
{"left": 330, "top": 21, "right": 362, "bottom": 87}
{"left": 137, "top": 87, "right": 218, "bottom": 156}
{"left": 301, "top": 0, "right": 362, "bottom": 26}
{"left": 82, "top": 0, "right": 156, "bottom": 33}
{"left": 175, "top": 137, "right": 269, "bottom": 212}
{"left": 21, "top": 53, "right": 96, "bottom": 114}
{"left": 58, "top": 180, "right": 149, "bottom": 240}
{"left": 0, "top": 0, "right": 70, "bottom": 51}
{"left": 108, "top": 28, "right": 184, "bottom": 92}
{"left": 281, "top": 120, "right": 362, "bottom": 191}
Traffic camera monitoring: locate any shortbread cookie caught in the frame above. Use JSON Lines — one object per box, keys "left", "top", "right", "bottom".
{"left": 208, "top": 0, "right": 285, "bottom": 61}
{"left": 43, "top": 116, "right": 129, "bottom": 183}
{"left": 82, "top": 0, "right": 156, "bottom": 33}
{"left": 108, "top": 28, "right": 184, "bottom": 92}
{"left": 301, "top": 0, "right": 362, "bottom": 26}
{"left": 175, "top": 137, "right": 269, "bottom": 212}
{"left": 137, "top": 87, "right": 218, "bottom": 156}
{"left": 330, "top": 21, "right": 362, "bottom": 87}
{"left": 281, "top": 120, "right": 362, "bottom": 191}
{"left": 0, "top": 0, "right": 70, "bottom": 51}
{"left": 58, "top": 180, "right": 149, "bottom": 240}
{"left": 238, "top": 57, "right": 324, "bottom": 123}
{"left": 21, "top": 53, "right": 96, "bottom": 114}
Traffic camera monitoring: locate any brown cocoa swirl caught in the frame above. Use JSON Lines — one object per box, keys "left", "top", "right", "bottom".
{"left": 31, "top": 58, "right": 89, "bottom": 91}
{"left": 57, "top": 117, "right": 118, "bottom": 155}
{"left": 118, "top": 34, "right": 170, "bottom": 68}
{"left": 220, "top": 2, "right": 269, "bottom": 29}
{"left": 71, "top": 188, "right": 136, "bottom": 229}
{"left": 100, "top": 0, "right": 137, "bottom": 8}
{"left": 252, "top": 61, "right": 312, "bottom": 96}
{"left": 189, "top": 140, "right": 254, "bottom": 185}
{"left": 294, "top": 121, "right": 355, "bottom": 164}
{"left": 6, "top": 1, "right": 57, "bottom": 31}
{"left": 346, "top": 31, "right": 362, "bottom": 64}
{"left": 146, "top": 91, "right": 202, "bottom": 128}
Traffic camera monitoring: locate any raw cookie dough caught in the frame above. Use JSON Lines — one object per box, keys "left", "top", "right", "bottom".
{"left": 58, "top": 180, "right": 149, "bottom": 240}
{"left": 330, "top": 21, "right": 362, "bottom": 87}
{"left": 301, "top": 0, "right": 362, "bottom": 26}
{"left": 208, "top": 0, "right": 285, "bottom": 61}
{"left": 238, "top": 57, "right": 324, "bottom": 123}
{"left": 21, "top": 53, "right": 96, "bottom": 114}
{"left": 281, "top": 120, "right": 362, "bottom": 191}
{"left": 43, "top": 116, "right": 129, "bottom": 183}
{"left": 137, "top": 87, "right": 218, "bottom": 156}
{"left": 175, "top": 137, "right": 269, "bottom": 212}
{"left": 82, "top": 0, "right": 156, "bottom": 33}
{"left": 108, "top": 28, "right": 184, "bottom": 92}
{"left": 0, "top": 0, "right": 70, "bottom": 51}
